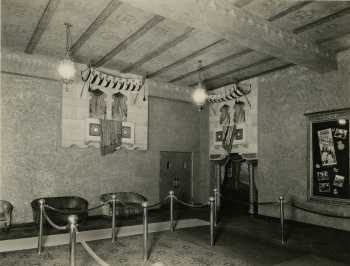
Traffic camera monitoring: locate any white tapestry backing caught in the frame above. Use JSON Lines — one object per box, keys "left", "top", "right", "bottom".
{"left": 61, "top": 66, "right": 148, "bottom": 150}
{"left": 209, "top": 79, "right": 257, "bottom": 159}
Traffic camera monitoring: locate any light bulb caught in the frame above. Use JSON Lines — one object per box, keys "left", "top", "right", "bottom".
{"left": 192, "top": 83, "right": 208, "bottom": 107}
{"left": 57, "top": 58, "right": 76, "bottom": 81}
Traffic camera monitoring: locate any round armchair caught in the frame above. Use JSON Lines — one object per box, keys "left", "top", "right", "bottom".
{"left": 100, "top": 192, "right": 147, "bottom": 217}
{"left": 0, "top": 200, "right": 13, "bottom": 231}
{"left": 31, "top": 196, "right": 89, "bottom": 226}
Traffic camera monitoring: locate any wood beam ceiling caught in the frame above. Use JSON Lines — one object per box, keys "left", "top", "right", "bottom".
{"left": 120, "top": 0, "right": 337, "bottom": 73}
{"left": 293, "top": 6, "right": 350, "bottom": 34}
{"left": 121, "top": 27, "right": 194, "bottom": 73}
{"left": 190, "top": 57, "right": 276, "bottom": 87}
{"left": 171, "top": 1, "right": 348, "bottom": 87}
{"left": 268, "top": 1, "right": 313, "bottom": 22}
{"left": 70, "top": 0, "right": 122, "bottom": 55}
{"left": 210, "top": 63, "right": 294, "bottom": 90}
{"left": 170, "top": 48, "right": 252, "bottom": 83}
{"left": 25, "top": 0, "right": 60, "bottom": 54}
{"left": 148, "top": 39, "right": 226, "bottom": 78}
{"left": 92, "top": 15, "right": 164, "bottom": 67}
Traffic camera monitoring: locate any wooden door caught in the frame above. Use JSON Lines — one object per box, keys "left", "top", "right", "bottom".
{"left": 160, "top": 151, "right": 192, "bottom": 203}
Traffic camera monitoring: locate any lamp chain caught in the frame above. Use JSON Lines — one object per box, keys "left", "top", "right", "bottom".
{"left": 64, "top": 23, "right": 72, "bottom": 58}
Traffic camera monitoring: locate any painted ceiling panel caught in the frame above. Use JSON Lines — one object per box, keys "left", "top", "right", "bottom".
{"left": 320, "top": 33, "right": 350, "bottom": 53}
{"left": 112, "top": 19, "right": 190, "bottom": 67}
{"left": 242, "top": 0, "right": 298, "bottom": 20}
{"left": 107, "top": 30, "right": 224, "bottom": 75}
{"left": 207, "top": 59, "right": 288, "bottom": 89}
{"left": 139, "top": 38, "right": 243, "bottom": 80}
{"left": 35, "top": 0, "right": 111, "bottom": 58}
{"left": 297, "top": 13, "right": 350, "bottom": 42}
{"left": 75, "top": 2, "right": 153, "bottom": 65}
{"left": 272, "top": 1, "right": 350, "bottom": 31}
{"left": 1, "top": 0, "right": 48, "bottom": 51}
{"left": 180, "top": 52, "right": 268, "bottom": 86}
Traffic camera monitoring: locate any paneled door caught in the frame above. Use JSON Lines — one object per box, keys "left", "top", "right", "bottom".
{"left": 160, "top": 151, "right": 192, "bottom": 203}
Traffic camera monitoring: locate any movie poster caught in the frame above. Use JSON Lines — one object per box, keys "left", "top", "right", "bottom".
{"left": 310, "top": 117, "right": 350, "bottom": 200}
{"left": 317, "top": 128, "right": 337, "bottom": 166}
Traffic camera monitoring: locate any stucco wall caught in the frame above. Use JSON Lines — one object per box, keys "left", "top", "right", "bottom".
{"left": 257, "top": 50, "right": 350, "bottom": 231}
{"left": 1, "top": 50, "right": 209, "bottom": 223}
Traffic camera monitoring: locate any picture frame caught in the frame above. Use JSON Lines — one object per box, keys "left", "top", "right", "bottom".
{"left": 305, "top": 108, "right": 350, "bottom": 204}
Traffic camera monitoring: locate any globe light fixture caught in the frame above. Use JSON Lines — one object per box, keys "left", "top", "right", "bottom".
{"left": 58, "top": 23, "right": 76, "bottom": 90}
{"left": 191, "top": 60, "right": 208, "bottom": 109}
{"left": 192, "top": 81, "right": 208, "bottom": 107}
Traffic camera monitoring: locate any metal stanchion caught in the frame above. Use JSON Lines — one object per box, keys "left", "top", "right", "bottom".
{"left": 213, "top": 188, "right": 218, "bottom": 226}
{"left": 111, "top": 194, "right": 117, "bottom": 244}
{"left": 279, "top": 196, "right": 285, "bottom": 244}
{"left": 209, "top": 196, "right": 215, "bottom": 246}
{"left": 37, "top": 199, "right": 45, "bottom": 255}
{"left": 68, "top": 215, "right": 78, "bottom": 266}
{"left": 169, "top": 190, "right": 174, "bottom": 232}
{"left": 142, "top": 201, "right": 148, "bottom": 262}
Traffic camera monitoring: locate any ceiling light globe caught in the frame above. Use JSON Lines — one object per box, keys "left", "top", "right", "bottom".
{"left": 192, "top": 84, "right": 208, "bottom": 107}
{"left": 58, "top": 58, "right": 76, "bottom": 81}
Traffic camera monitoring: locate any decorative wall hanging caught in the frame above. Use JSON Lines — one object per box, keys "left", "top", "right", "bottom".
{"left": 305, "top": 108, "right": 350, "bottom": 204}
{"left": 61, "top": 65, "right": 148, "bottom": 151}
{"left": 80, "top": 66, "right": 145, "bottom": 98}
{"left": 208, "top": 80, "right": 257, "bottom": 159}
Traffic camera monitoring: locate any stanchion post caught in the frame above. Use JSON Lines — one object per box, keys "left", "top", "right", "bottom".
{"left": 142, "top": 201, "right": 148, "bottom": 262}
{"left": 209, "top": 196, "right": 215, "bottom": 246}
{"left": 111, "top": 194, "right": 117, "bottom": 244}
{"left": 68, "top": 215, "right": 78, "bottom": 266}
{"left": 279, "top": 196, "right": 285, "bottom": 245}
{"left": 213, "top": 188, "right": 218, "bottom": 226}
{"left": 37, "top": 199, "right": 45, "bottom": 255}
{"left": 169, "top": 190, "right": 174, "bottom": 232}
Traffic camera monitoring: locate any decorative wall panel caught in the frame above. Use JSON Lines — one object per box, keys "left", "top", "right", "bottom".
{"left": 208, "top": 79, "right": 258, "bottom": 158}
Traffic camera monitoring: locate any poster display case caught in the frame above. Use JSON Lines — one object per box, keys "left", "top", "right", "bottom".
{"left": 305, "top": 108, "right": 350, "bottom": 204}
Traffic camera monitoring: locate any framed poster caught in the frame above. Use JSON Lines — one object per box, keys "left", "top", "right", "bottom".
{"left": 305, "top": 108, "right": 350, "bottom": 204}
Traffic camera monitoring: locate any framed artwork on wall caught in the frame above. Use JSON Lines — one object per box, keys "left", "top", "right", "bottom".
{"left": 305, "top": 108, "right": 350, "bottom": 204}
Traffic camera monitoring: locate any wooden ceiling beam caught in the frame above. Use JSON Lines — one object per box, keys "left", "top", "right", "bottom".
{"left": 293, "top": 7, "right": 350, "bottom": 34}
{"left": 70, "top": 0, "right": 122, "bottom": 55}
{"left": 120, "top": 0, "right": 337, "bottom": 72}
{"left": 148, "top": 39, "right": 226, "bottom": 78}
{"left": 169, "top": 2, "right": 313, "bottom": 84}
{"left": 209, "top": 63, "right": 294, "bottom": 90}
{"left": 170, "top": 48, "right": 252, "bottom": 83}
{"left": 92, "top": 15, "right": 164, "bottom": 67}
{"left": 121, "top": 27, "right": 194, "bottom": 73}
{"left": 189, "top": 57, "right": 275, "bottom": 87}
{"left": 268, "top": 1, "right": 313, "bottom": 22}
{"left": 25, "top": 0, "right": 60, "bottom": 54}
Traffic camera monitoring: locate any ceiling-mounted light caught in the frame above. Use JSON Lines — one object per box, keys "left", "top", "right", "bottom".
{"left": 192, "top": 60, "right": 208, "bottom": 109}
{"left": 58, "top": 23, "right": 76, "bottom": 90}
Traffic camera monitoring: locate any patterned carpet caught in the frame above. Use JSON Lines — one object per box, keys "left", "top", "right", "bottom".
{"left": 1, "top": 227, "right": 348, "bottom": 266}
{"left": 0, "top": 230, "right": 246, "bottom": 266}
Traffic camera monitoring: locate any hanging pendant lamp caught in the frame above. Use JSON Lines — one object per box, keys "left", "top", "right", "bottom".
{"left": 191, "top": 60, "right": 208, "bottom": 109}
{"left": 57, "top": 23, "right": 76, "bottom": 89}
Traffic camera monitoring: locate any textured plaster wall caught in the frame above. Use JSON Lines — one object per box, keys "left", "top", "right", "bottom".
{"left": 1, "top": 50, "right": 209, "bottom": 223}
{"left": 257, "top": 50, "right": 350, "bottom": 231}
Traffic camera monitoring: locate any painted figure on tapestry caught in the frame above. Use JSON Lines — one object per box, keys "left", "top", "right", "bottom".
{"left": 89, "top": 89, "right": 106, "bottom": 118}
{"left": 233, "top": 101, "right": 245, "bottom": 124}
{"left": 112, "top": 92, "right": 128, "bottom": 121}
